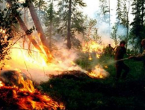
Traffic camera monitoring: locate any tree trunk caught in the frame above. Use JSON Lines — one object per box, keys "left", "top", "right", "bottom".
{"left": 6, "top": 0, "right": 43, "bottom": 54}
{"left": 49, "top": 0, "right": 54, "bottom": 51}
{"left": 26, "top": 0, "right": 52, "bottom": 61}
{"left": 49, "top": 21, "right": 52, "bottom": 51}
{"left": 126, "top": 1, "right": 130, "bottom": 49}
{"left": 67, "top": 0, "right": 72, "bottom": 49}
{"left": 109, "top": 0, "right": 110, "bottom": 34}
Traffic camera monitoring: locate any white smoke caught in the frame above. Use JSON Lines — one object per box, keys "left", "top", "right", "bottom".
{"left": 0, "top": 39, "right": 85, "bottom": 84}
{"left": 116, "top": 24, "right": 127, "bottom": 37}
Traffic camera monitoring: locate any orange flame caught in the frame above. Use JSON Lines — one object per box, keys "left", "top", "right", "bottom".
{"left": 0, "top": 71, "right": 65, "bottom": 110}
{"left": 0, "top": 81, "right": 4, "bottom": 87}
{"left": 82, "top": 40, "right": 104, "bottom": 60}
{"left": 87, "top": 65, "right": 109, "bottom": 78}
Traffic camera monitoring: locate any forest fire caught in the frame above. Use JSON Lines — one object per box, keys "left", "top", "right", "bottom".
{"left": 81, "top": 40, "right": 109, "bottom": 78}
{"left": 87, "top": 65, "right": 109, "bottom": 79}
{"left": 1, "top": 43, "right": 85, "bottom": 83}
{"left": 1, "top": 43, "right": 48, "bottom": 75}
{"left": 0, "top": 71, "right": 65, "bottom": 110}
{"left": 82, "top": 40, "right": 104, "bottom": 59}
{"left": 0, "top": 39, "right": 109, "bottom": 80}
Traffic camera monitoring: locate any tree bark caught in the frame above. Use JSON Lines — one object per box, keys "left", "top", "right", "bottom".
{"left": 67, "top": 0, "right": 72, "bottom": 49}
{"left": 49, "top": 0, "right": 54, "bottom": 51}
{"left": 6, "top": 0, "right": 43, "bottom": 54}
{"left": 26, "top": 0, "right": 52, "bottom": 61}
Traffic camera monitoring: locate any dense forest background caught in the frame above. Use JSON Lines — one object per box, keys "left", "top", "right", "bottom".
{"left": 1, "top": 0, "right": 145, "bottom": 56}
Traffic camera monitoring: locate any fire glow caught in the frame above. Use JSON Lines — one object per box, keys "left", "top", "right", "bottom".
{"left": 0, "top": 71, "right": 65, "bottom": 110}
{"left": 87, "top": 65, "right": 109, "bottom": 79}
{"left": 81, "top": 40, "right": 109, "bottom": 78}
{"left": 82, "top": 40, "right": 104, "bottom": 59}
{"left": 1, "top": 43, "right": 85, "bottom": 83}
{"left": 1, "top": 34, "right": 109, "bottom": 81}
{"left": 0, "top": 34, "right": 109, "bottom": 109}
{"left": 1, "top": 41, "right": 109, "bottom": 80}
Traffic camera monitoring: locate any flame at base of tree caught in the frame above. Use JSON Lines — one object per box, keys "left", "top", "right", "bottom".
{"left": 39, "top": 43, "right": 54, "bottom": 63}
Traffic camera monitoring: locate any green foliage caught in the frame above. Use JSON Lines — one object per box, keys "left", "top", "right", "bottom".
{"left": 116, "top": 0, "right": 130, "bottom": 26}
{"left": 40, "top": 70, "right": 145, "bottom": 110}
{"left": 0, "top": 7, "right": 19, "bottom": 65}
{"left": 111, "top": 24, "right": 119, "bottom": 46}
{"left": 115, "top": 0, "right": 131, "bottom": 49}
{"left": 130, "top": 0, "right": 145, "bottom": 52}
{"left": 99, "top": 0, "right": 109, "bottom": 15}
{"left": 56, "top": 0, "right": 86, "bottom": 36}
{"left": 71, "top": 11, "right": 86, "bottom": 33}
{"left": 33, "top": 0, "right": 47, "bottom": 8}
{"left": 75, "top": 52, "right": 96, "bottom": 70}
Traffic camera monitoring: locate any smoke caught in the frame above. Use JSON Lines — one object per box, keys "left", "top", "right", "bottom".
{"left": 0, "top": 40, "right": 85, "bottom": 84}
{"left": 116, "top": 24, "right": 127, "bottom": 37}
{"left": 0, "top": 1, "right": 113, "bottom": 84}
{"left": 96, "top": 22, "right": 113, "bottom": 45}
{"left": 94, "top": 10, "right": 128, "bottom": 47}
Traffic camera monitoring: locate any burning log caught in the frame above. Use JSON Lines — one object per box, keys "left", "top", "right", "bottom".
{"left": 0, "top": 70, "right": 65, "bottom": 110}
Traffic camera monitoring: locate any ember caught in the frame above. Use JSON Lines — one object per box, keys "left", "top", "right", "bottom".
{"left": 0, "top": 71, "right": 65, "bottom": 110}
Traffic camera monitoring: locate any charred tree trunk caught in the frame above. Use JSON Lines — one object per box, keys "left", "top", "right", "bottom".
{"left": 26, "top": 0, "right": 52, "bottom": 61}
{"left": 67, "top": 0, "right": 72, "bottom": 49}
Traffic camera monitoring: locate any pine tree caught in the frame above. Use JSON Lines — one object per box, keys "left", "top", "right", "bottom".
{"left": 57, "top": 0, "right": 86, "bottom": 49}
{"left": 116, "top": 0, "right": 131, "bottom": 48}
{"left": 131, "top": 0, "right": 145, "bottom": 52}
{"left": 44, "top": 0, "right": 55, "bottom": 51}
{"left": 99, "top": 0, "right": 110, "bottom": 30}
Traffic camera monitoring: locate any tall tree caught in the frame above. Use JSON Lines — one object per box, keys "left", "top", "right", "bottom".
{"left": 116, "top": 0, "right": 131, "bottom": 48}
{"left": 33, "top": 0, "right": 46, "bottom": 17}
{"left": 111, "top": 23, "right": 119, "bottom": 46}
{"left": 44, "top": 0, "right": 55, "bottom": 51}
{"left": 131, "top": 0, "right": 145, "bottom": 52}
{"left": 99, "top": 0, "right": 110, "bottom": 30}
{"left": 67, "top": 0, "right": 72, "bottom": 49}
{"left": 116, "top": 0, "right": 122, "bottom": 23}
{"left": 57, "top": 0, "right": 86, "bottom": 49}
